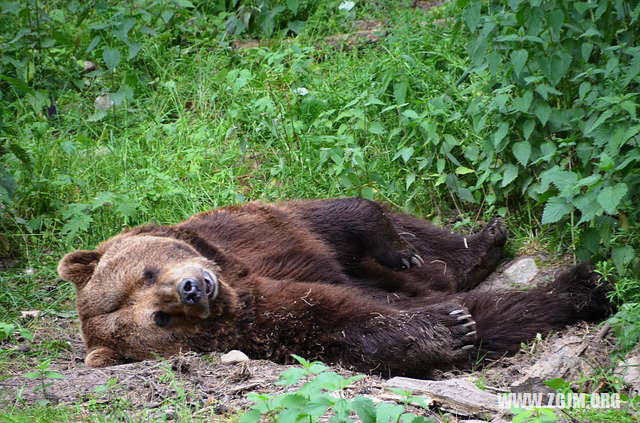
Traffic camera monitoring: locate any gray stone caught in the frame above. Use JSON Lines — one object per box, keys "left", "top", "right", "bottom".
{"left": 220, "top": 350, "right": 249, "bottom": 365}
{"left": 503, "top": 258, "right": 538, "bottom": 285}
{"left": 94, "top": 94, "right": 114, "bottom": 111}
{"left": 474, "top": 257, "right": 539, "bottom": 292}
{"left": 615, "top": 347, "right": 640, "bottom": 396}
{"left": 512, "top": 334, "right": 610, "bottom": 393}
{"left": 385, "top": 377, "right": 508, "bottom": 418}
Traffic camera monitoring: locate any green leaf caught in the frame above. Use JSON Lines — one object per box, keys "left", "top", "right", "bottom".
{"left": 585, "top": 109, "right": 614, "bottom": 135}
{"left": 581, "top": 42, "right": 593, "bottom": 62}
{"left": 542, "top": 196, "right": 572, "bottom": 224}
{"left": 128, "top": 42, "right": 142, "bottom": 59}
{"left": 597, "top": 183, "right": 628, "bottom": 214}
{"left": 511, "top": 49, "right": 528, "bottom": 77}
{"left": 44, "top": 370, "right": 64, "bottom": 379}
{"left": 394, "top": 81, "right": 408, "bottom": 104}
{"left": 493, "top": 122, "right": 509, "bottom": 148}
{"left": 276, "top": 367, "right": 306, "bottom": 386}
{"left": 102, "top": 48, "right": 120, "bottom": 71}
{"left": 534, "top": 102, "right": 551, "bottom": 125}
{"left": 612, "top": 246, "right": 635, "bottom": 273}
{"left": 161, "top": 9, "right": 174, "bottom": 23}
{"left": 512, "top": 91, "right": 533, "bottom": 113}
{"left": 544, "top": 378, "right": 568, "bottom": 390}
{"left": 93, "top": 384, "right": 109, "bottom": 393}
{"left": 352, "top": 397, "right": 376, "bottom": 423}
{"left": 455, "top": 166, "right": 474, "bottom": 175}
{"left": 9, "top": 142, "right": 32, "bottom": 172}
{"left": 501, "top": 163, "right": 519, "bottom": 187}
{"left": 535, "top": 84, "right": 562, "bottom": 101}
{"left": 368, "top": 121, "right": 385, "bottom": 135}
{"left": 522, "top": 118, "right": 535, "bottom": 140}
{"left": 574, "top": 192, "right": 600, "bottom": 224}
{"left": 394, "top": 146, "right": 414, "bottom": 163}
{"left": 406, "top": 172, "right": 416, "bottom": 189}
{"left": 86, "top": 35, "right": 101, "bottom": 53}
{"left": 18, "top": 327, "right": 33, "bottom": 341}
{"left": 23, "top": 371, "right": 42, "bottom": 379}
{"left": 238, "top": 408, "right": 262, "bottom": 423}
{"left": 539, "top": 168, "right": 578, "bottom": 193}
{"left": 463, "top": 1, "right": 482, "bottom": 31}
{"left": 174, "top": 0, "right": 194, "bottom": 7}
{"left": 402, "top": 110, "right": 420, "bottom": 120}
{"left": 512, "top": 141, "right": 531, "bottom": 166}
{"left": 376, "top": 402, "right": 404, "bottom": 423}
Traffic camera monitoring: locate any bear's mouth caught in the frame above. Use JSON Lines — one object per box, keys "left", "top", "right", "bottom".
{"left": 203, "top": 271, "right": 218, "bottom": 300}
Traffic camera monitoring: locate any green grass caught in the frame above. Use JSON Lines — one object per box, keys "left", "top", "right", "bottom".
{"left": 0, "top": 0, "right": 638, "bottom": 421}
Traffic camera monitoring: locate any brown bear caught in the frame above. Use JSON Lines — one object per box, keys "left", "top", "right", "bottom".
{"left": 58, "top": 197, "right": 613, "bottom": 377}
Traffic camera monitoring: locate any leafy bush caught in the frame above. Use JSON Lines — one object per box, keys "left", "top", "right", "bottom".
{"left": 456, "top": 0, "right": 639, "bottom": 275}
{"left": 239, "top": 355, "right": 433, "bottom": 423}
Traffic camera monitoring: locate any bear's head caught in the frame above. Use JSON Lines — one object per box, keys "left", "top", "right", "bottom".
{"left": 58, "top": 227, "right": 242, "bottom": 367}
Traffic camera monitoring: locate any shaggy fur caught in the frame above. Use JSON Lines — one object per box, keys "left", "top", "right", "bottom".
{"left": 58, "top": 197, "right": 613, "bottom": 377}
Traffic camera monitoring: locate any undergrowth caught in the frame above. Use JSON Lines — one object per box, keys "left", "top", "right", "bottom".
{"left": 0, "top": 0, "right": 639, "bottom": 421}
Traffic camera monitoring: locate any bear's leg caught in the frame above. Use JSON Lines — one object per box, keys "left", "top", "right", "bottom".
{"left": 459, "top": 263, "right": 614, "bottom": 360}
{"left": 388, "top": 213, "right": 507, "bottom": 291}
{"left": 253, "top": 279, "right": 477, "bottom": 378}
{"left": 289, "top": 198, "right": 424, "bottom": 271}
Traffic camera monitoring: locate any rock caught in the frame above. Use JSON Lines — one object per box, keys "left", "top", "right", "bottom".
{"left": 503, "top": 258, "right": 538, "bottom": 285}
{"left": 474, "top": 257, "right": 539, "bottom": 292}
{"left": 385, "top": 377, "right": 508, "bottom": 419}
{"left": 94, "top": 94, "right": 114, "bottom": 111}
{"left": 220, "top": 350, "right": 249, "bottom": 365}
{"left": 164, "top": 407, "right": 176, "bottom": 420}
{"left": 512, "top": 335, "right": 610, "bottom": 393}
{"left": 231, "top": 39, "right": 262, "bottom": 50}
{"left": 20, "top": 310, "right": 40, "bottom": 320}
{"left": 615, "top": 347, "right": 640, "bottom": 395}
{"left": 83, "top": 61, "right": 97, "bottom": 73}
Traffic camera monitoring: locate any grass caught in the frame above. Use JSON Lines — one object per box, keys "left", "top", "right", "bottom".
{"left": 0, "top": 0, "right": 638, "bottom": 421}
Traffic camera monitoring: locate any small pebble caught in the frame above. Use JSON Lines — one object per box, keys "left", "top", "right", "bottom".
{"left": 21, "top": 310, "right": 41, "bottom": 320}
{"left": 83, "top": 61, "right": 97, "bottom": 73}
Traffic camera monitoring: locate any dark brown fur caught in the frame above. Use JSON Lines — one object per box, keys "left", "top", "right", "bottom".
{"left": 58, "top": 198, "right": 613, "bottom": 377}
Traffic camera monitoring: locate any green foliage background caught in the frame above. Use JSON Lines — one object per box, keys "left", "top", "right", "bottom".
{"left": 0, "top": 0, "right": 639, "bottom": 410}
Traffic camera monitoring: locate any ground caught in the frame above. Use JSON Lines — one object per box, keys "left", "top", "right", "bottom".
{"left": 1, "top": 255, "right": 634, "bottom": 422}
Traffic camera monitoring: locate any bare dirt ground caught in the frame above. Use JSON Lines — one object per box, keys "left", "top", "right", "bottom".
{"left": 0, "top": 257, "right": 630, "bottom": 421}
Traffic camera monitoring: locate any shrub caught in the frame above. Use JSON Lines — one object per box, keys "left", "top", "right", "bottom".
{"left": 457, "top": 0, "right": 639, "bottom": 274}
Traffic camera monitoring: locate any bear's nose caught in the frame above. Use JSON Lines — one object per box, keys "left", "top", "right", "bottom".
{"left": 177, "top": 278, "right": 202, "bottom": 305}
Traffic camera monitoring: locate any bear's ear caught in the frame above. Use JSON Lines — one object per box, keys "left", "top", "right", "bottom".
{"left": 58, "top": 250, "right": 102, "bottom": 289}
{"left": 85, "top": 347, "right": 125, "bottom": 367}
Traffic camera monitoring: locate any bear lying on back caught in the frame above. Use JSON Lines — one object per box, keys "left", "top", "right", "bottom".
{"left": 58, "top": 197, "right": 613, "bottom": 377}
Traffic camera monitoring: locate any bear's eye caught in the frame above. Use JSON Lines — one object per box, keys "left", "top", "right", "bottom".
{"left": 143, "top": 267, "right": 158, "bottom": 283}
{"left": 153, "top": 311, "right": 170, "bottom": 327}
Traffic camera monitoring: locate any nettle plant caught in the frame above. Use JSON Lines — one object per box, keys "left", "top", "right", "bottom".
{"left": 458, "top": 0, "right": 640, "bottom": 273}
{"left": 239, "top": 355, "right": 434, "bottom": 423}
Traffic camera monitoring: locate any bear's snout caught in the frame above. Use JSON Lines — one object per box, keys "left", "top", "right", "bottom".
{"left": 175, "top": 270, "right": 218, "bottom": 308}
{"left": 177, "top": 278, "right": 202, "bottom": 305}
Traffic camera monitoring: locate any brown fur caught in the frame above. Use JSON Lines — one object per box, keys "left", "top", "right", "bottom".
{"left": 58, "top": 198, "right": 614, "bottom": 378}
